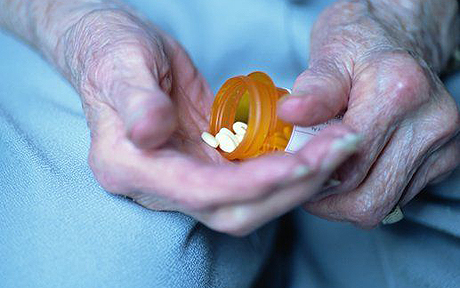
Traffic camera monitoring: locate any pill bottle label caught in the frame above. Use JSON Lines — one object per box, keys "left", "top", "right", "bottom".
{"left": 285, "top": 115, "right": 343, "bottom": 154}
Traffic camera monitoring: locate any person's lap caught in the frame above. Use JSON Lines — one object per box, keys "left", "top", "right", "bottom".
{"left": 0, "top": 0, "right": 293, "bottom": 286}
{"left": 1, "top": 0, "right": 459, "bottom": 287}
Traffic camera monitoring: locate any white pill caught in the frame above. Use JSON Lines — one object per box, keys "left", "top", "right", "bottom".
{"left": 217, "top": 128, "right": 239, "bottom": 143}
{"left": 201, "top": 132, "right": 218, "bottom": 148}
{"left": 236, "top": 133, "right": 245, "bottom": 144}
{"left": 219, "top": 127, "right": 234, "bottom": 136}
{"left": 232, "top": 122, "right": 248, "bottom": 135}
{"left": 216, "top": 133, "right": 238, "bottom": 153}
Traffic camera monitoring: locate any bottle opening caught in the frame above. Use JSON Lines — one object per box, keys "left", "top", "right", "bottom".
{"left": 206, "top": 72, "right": 345, "bottom": 160}
{"left": 209, "top": 72, "right": 294, "bottom": 160}
{"left": 235, "top": 91, "right": 250, "bottom": 123}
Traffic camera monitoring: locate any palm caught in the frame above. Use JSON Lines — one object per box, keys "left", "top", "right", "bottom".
{"left": 87, "top": 35, "right": 226, "bottom": 211}
{"left": 163, "top": 44, "right": 223, "bottom": 163}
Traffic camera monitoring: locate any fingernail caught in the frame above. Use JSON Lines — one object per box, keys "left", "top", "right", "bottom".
{"left": 291, "top": 164, "right": 312, "bottom": 180}
{"left": 381, "top": 205, "right": 404, "bottom": 225}
{"left": 331, "top": 133, "right": 362, "bottom": 153}
{"left": 321, "top": 133, "right": 362, "bottom": 170}
{"left": 322, "top": 178, "right": 341, "bottom": 190}
{"left": 278, "top": 94, "right": 303, "bottom": 107}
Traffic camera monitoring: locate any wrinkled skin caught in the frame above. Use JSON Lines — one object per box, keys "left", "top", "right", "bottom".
{"left": 278, "top": 0, "right": 460, "bottom": 228}
{"left": 57, "top": 8, "right": 360, "bottom": 236}
{"left": 1, "top": 0, "right": 459, "bottom": 235}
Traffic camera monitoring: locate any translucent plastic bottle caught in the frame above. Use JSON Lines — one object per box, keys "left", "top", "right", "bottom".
{"left": 209, "top": 72, "right": 293, "bottom": 160}
{"left": 209, "top": 72, "right": 343, "bottom": 161}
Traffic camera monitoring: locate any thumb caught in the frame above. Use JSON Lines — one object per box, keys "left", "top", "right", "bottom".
{"left": 110, "top": 69, "right": 177, "bottom": 150}
{"left": 278, "top": 59, "right": 351, "bottom": 126}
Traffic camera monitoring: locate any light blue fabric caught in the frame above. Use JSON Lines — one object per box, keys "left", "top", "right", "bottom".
{"left": 0, "top": 24, "right": 277, "bottom": 288}
{"left": 1, "top": 0, "right": 459, "bottom": 287}
{"left": 0, "top": 23, "right": 278, "bottom": 287}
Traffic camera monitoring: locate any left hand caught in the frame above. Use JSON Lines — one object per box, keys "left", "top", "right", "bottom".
{"left": 278, "top": 0, "right": 460, "bottom": 228}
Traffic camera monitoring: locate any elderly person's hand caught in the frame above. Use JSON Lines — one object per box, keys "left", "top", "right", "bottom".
{"left": 279, "top": 0, "right": 460, "bottom": 228}
{"left": 0, "top": 0, "right": 363, "bottom": 236}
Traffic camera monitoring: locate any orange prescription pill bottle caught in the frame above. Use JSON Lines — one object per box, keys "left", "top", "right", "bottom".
{"left": 209, "top": 72, "right": 292, "bottom": 160}
{"left": 209, "top": 72, "right": 342, "bottom": 161}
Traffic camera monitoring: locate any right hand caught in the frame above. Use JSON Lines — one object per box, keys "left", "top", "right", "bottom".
{"left": 61, "top": 7, "right": 360, "bottom": 236}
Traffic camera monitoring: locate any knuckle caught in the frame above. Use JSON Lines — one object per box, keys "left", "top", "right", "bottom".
{"left": 370, "top": 51, "right": 431, "bottom": 111}
{"left": 388, "top": 55, "right": 430, "bottom": 108}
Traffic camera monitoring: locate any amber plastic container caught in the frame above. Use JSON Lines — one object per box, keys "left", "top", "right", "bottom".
{"left": 209, "top": 72, "right": 293, "bottom": 160}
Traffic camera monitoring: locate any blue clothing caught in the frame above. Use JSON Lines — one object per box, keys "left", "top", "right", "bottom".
{"left": 1, "top": 0, "right": 459, "bottom": 287}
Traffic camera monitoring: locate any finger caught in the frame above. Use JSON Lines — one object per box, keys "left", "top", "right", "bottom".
{"left": 195, "top": 179, "right": 323, "bottom": 236}
{"left": 304, "top": 105, "right": 456, "bottom": 228}
{"left": 277, "top": 8, "right": 355, "bottom": 127}
{"left": 89, "top": 114, "right": 360, "bottom": 233}
{"left": 65, "top": 9, "right": 178, "bottom": 150}
{"left": 277, "top": 57, "right": 351, "bottom": 126}
{"left": 400, "top": 132, "right": 460, "bottom": 206}
{"left": 191, "top": 126, "right": 362, "bottom": 236}
{"left": 108, "top": 58, "right": 178, "bottom": 150}
{"left": 119, "top": 124, "right": 359, "bottom": 206}
{"left": 329, "top": 52, "right": 434, "bottom": 193}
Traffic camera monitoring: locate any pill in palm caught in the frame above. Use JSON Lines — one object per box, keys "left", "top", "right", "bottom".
{"left": 201, "top": 132, "right": 219, "bottom": 148}
{"left": 232, "top": 122, "right": 248, "bottom": 135}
